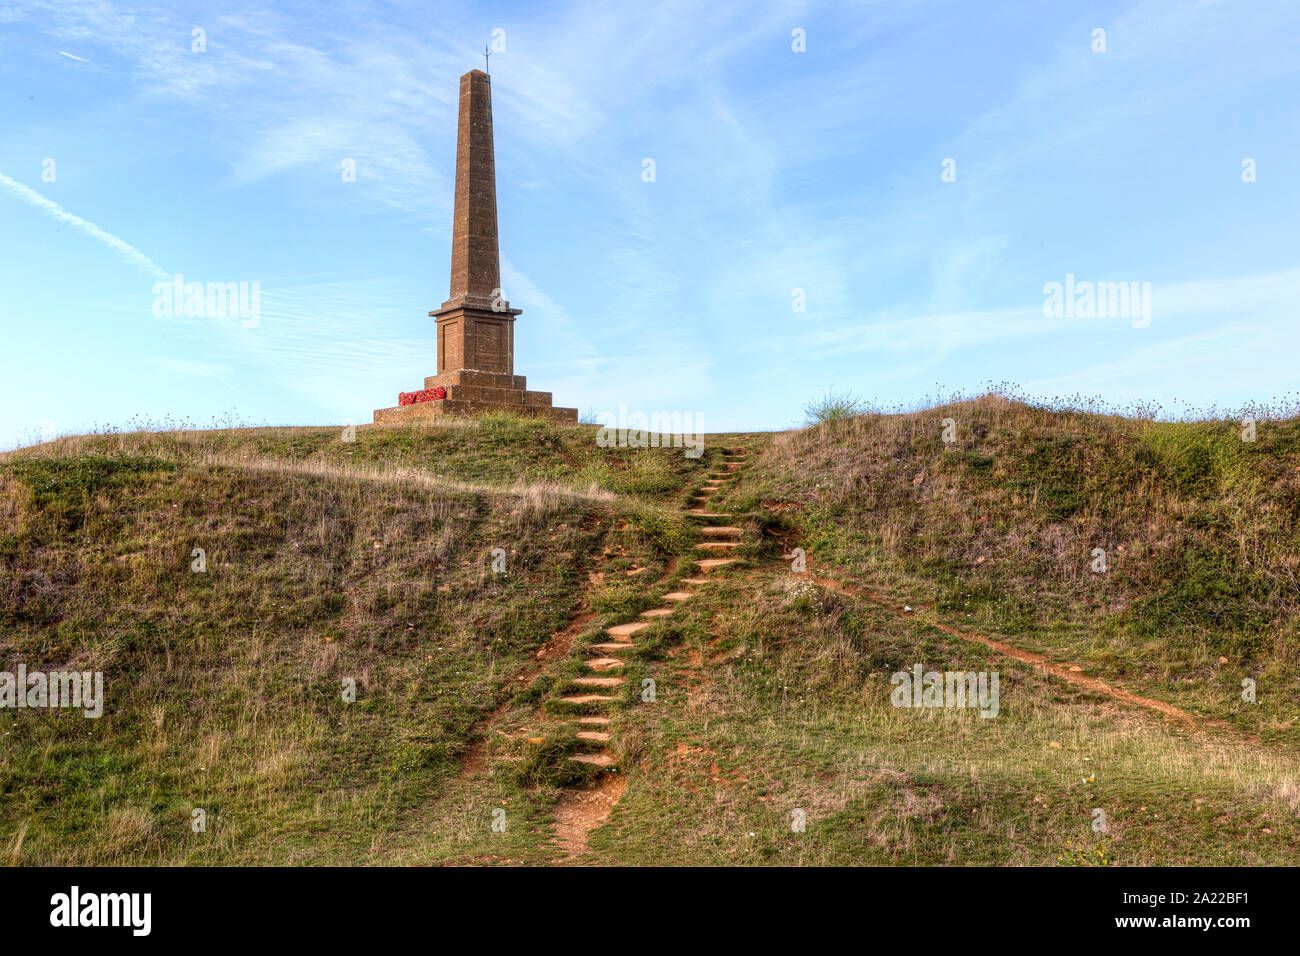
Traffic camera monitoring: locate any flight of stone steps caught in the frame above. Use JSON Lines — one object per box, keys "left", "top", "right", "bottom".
{"left": 561, "top": 445, "right": 751, "bottom": 769}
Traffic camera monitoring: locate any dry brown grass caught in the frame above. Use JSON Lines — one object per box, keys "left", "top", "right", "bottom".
{"left": 0, "top": 424, "right": 657, "bottom": 864}
{"left": 724, "top": 393, "right": 1300, "bottom": 738}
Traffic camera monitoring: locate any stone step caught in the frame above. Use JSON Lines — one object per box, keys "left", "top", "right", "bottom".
{"left": 572, "top": 676, "right": 626, "bottom": 688}
{"left": 584, "top": 657, "right": 624, "bottom": 671}
{"left": 695, "top": 558, "right": 738, "bottom": 572}
{"left": 577, "top": 716, "right": 610, "bottom": 725}
{"left": 662, "top": 591, "right": 693, "bottom": 602}
{"left": 576, "top": 730, "right": 611, "bottom": 743}
{"left": 589, "top": 642, "right": 633, "bottom": 652}
{"left": 425, "top": 370, "right": 528, "bottom": 390}
{"left": 640, "top": 607, "right": 674, "bottom": 618}
{"left": 607, "top": 622, "right": 651, "bottom": 638}
{"left": 559, "top": 694, "right": 616, "bottom": 705}
{"left": 375, "top": 399, "right": 578, "bottom": 425}
{"left": 433, "top": 383, "right": 552, "bottom": 407}
{"left": 680, "top": 577, "right": 710, "bottom": 585}
{"left": 696, "top": 541, "right": 741, "bottom": 551}
{"left": 569, "top": 753, "right": 616, "bottom": 767}
{"left": 700, "top": 526, "right": 744, "bottom": 538}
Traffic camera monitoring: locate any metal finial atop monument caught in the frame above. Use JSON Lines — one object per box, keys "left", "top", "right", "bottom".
{"left": 481, "top": 43, "right": 491, "bottom": 75}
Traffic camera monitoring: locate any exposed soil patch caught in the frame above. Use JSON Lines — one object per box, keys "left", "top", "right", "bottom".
{"left": 552, "top": 772, "right": 628, "bottom": 861}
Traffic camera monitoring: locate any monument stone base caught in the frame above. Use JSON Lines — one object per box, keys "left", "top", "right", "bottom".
{"left": 372, "top": 369, "right": 578, "bottom": 424}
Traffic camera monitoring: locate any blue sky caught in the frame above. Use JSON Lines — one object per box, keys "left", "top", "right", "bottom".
{"left": 2, "top": 0, "right": 1298, "bottom": 448}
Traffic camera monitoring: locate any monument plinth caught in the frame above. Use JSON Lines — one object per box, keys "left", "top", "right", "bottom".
{"left": 374, "top": 69, "right": 577, "bottom": 425}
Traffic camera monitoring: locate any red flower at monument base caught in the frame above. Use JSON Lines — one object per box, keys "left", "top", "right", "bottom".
{"left": 398, "top": 386, "right": 447, "bottom": 406}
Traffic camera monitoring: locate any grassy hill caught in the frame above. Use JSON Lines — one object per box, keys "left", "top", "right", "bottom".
{"left": 720, "top": 394, "right": 1300, "bottom": 741}
{"left": 0, "top": 414, "right": 705, "bottom": 863}
{"left": 2, "top": 400, "right": 1298, "bottom": 865}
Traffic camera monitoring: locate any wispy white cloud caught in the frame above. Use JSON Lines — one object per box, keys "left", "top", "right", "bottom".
{"left": 747, "top": 267, "right": 1300, "bottom": 358}
{"left": 25, "top": 0, "right": 456, "bottom": 222}
{"left": 0, "top": 170, "right": 169, "bottom": 279}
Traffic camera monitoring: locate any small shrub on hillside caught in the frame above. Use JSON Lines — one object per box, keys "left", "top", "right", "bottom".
{"left": 1056, "top": 840, "right": 1113, "bottom": 867}
{"left": 590, "top": 583, "right": 644, "bottom": 617}
{"left": 782, "top": 578, "right": 827, "bottom": 614}
{"left": 513, "top": 734, "right": 591, "bottom": 789}
{"left": 803, "top": 390, "right": 864, "bottom": 427}
{"left": 389, "top": 740, "right": 442, "bottom": 776}
{"left": 626, "top": 505, "right": 694, "bottom": 554}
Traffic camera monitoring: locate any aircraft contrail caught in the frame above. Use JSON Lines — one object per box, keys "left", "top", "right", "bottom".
{"left": 57, "top": 51, "right": 88, "bottom": 62}
{"left": 0, "top": 170, "right": 169, "bottom": 280}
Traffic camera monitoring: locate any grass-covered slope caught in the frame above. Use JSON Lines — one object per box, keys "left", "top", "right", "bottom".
{"left": 3, "top": 401, "right": 1298, "bottom": 867}
{"left": 719, "top": 394, "right": 1300, "bottom": 741}
{"left": 0, "top": 414, "right": 721, "bottom": 864}
{"left": 592, "top": 564, "right": 1300, "bottom": 866}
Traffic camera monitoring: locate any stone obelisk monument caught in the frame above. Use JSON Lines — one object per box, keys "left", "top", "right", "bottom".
{"left": 374, "top": 69, "right": 577, "bottom": 424}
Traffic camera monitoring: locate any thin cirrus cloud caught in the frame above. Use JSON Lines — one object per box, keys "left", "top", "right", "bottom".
{"left": 30, "top": 0, "right": 458, "bottom": 222}
{"left": 0, "top": 169, "right": 169, "bottom": 279}
{"left": 746, "top": 268, "right": 1300, "bottom": 359}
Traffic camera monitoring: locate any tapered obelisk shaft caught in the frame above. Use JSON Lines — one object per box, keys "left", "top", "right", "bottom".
{"left": 432, "top": 68, "right": 518, "bottom": 376}
{"left": 448, "top": 69, "right": 501, "bottom": 306}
